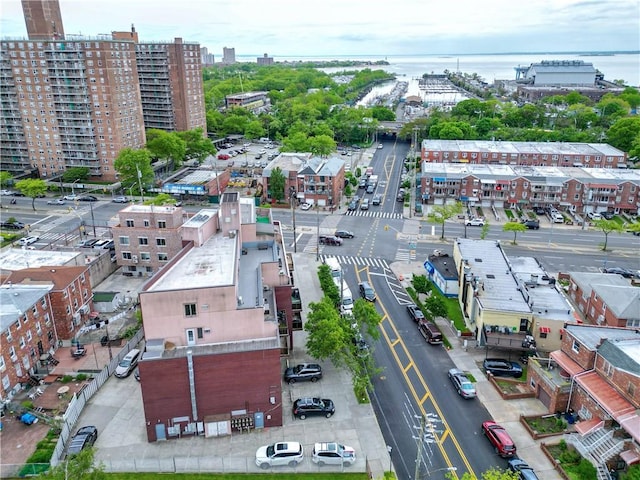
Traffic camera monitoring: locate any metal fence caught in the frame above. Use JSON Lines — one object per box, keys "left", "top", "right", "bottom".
{"left": 50, "top": 329, "right": 144, "bottom": 467}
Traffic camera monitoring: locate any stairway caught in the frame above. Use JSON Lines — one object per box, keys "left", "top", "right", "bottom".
{"left": 565, "top": 428, "right": 624, "bottom": 480}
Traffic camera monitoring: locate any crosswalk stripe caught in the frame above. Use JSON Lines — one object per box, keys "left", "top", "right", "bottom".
{"left": 344, "top": 211, "right": 403, "bottom": 220}
{"left": 319, "top": 254, "right": 389, "bottom": 269}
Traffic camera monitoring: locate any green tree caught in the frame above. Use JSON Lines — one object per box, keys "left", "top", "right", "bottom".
{"left": 503, "top": 221, "right": 527, "bottom": 245}
{"left": 269, "top": 166, "right": 286, "bottom": 202}
{"left": 304, "top": 297, "right": 349, "bottom": 366}
{"left": 308, "top": 134, "right": 337, "bottom": 157}
{"left": 448, "top": 468, "right": 519, "bottom": 480}
{"left": 176, "top": 128, "right": 216, "bottom": 163}
{"left": 626, "top": 223, "right": 640, "bottom": 236}
{"left": 427, "top": 202, "right": 464, "bottom": 239}
{"left": 144, "top": 193, "right": 178, "bottom": 206}
{"left": 146, "top": 129, "right": 187, "bottom": 169}
{"left": 606, "top": 117, "right": 640, "bottom": 152}
{"left": 62, "top": 167, "right": 90, "bottom": 183}
{"left": 352, "top": 298, "right": 382, "bottom": 341}
{"left": 424, "top": 295, "right": 447, "bottom": 319}
{"left": 592, "top": 218, "right": 623, "bottom": 251}
{"left": 15, "top": 179, "right": 47, "bottom": 211}
{"left": 0, "top": 171, "right": 14, "bottom": 186}
{"left": 480, "top": 220, "right": 490, "bottom": 240}
{"left": 114, "top": 148, "right": 154, "bottom": 191}
{"left": 619, "top": 87, "right": 640, "bottom": 110}
{"left": 281, "top": 131, "right": 310, "bottom": 152}
{"left": 244, "top": 120, "right": 265, "bottom": 140}
{"left": 42, "top": 448, "right": 106, "bottom": 480}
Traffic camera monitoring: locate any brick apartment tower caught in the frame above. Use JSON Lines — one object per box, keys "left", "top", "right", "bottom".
{"left": 0, "top": 3, "right": 146, "bottom": 181}
{"left": 113, "top": 28, "right": 206, "bottom": 132}
{"left": 21, "top": 0, "right": 65, "bottom": 40}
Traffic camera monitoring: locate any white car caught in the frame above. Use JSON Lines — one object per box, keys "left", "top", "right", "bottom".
{"left": 18, "top": 235, "right": 39, "bottom": 246}
{"left": 300, "top": 202, "right": 312, "bottom": 210}
{"left": 63, "top": 194, "right": 78, "bottom": 201}
{"left": 47, "top": 198, "right": 66, "bottom": 205}
{"left": 377, "top": 144, "right": 383, "bottom": 149}
{"left": 465, "top": 217, "right": 485, "bottom": 227}
{"left": 1, "top": 189, "right": 16, "bottom": 196}
{"left": 255, "top": 441, "right": 303, "bottom": 469}
{"left": 312, "top": 442, "right": 356, "bottom": 466}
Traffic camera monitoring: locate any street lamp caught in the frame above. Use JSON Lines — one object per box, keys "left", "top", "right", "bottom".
{"left": 386, "top": 445, "right": 393, "bottom": 473}
{"left": 316, "top": 202, "right": 320, "bottom": 262}
{"left": 71, "top": 178, "right": 80, "bottom": 196}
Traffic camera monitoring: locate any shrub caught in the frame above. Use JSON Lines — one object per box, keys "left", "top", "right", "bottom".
{"left": 60, "top": 375, "right": 73, "bottom": 383}
{"left": 412, "top": 275, "right": 431, "bottom": 294}
{"left": 21, "top": 400, "right": 34, "bottom": 410}
{"left": 75, "top": 373, "right": 88, "bottom": 381}
{"left": 574, "top": 459, "right": 597, "bottom": 479}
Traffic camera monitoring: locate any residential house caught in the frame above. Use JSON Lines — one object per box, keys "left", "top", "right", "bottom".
{"left": 424, "top": 252, "right": 458, "bottom": 298}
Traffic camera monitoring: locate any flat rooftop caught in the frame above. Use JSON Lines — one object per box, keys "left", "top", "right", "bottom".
{"left": 0, "top": 249, "right": 81, "bottom": 271}
{"left": 456, "top": 239, "right": 530, "bottom": 313}
{"left": 147, "top": 234, "right": 236, "bottom": 292}
{"left": 118, "top": 204, "right": 181, "bottom": 214}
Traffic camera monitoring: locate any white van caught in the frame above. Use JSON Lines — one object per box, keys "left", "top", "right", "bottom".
{"left": 114, "top": 349, "right": 141, "bottom": 378}
{"left": 340, "top": 283, "right": 354, "bottom": 314}
{"left": 324, "top": 257, "right": 342, "bottom": 286}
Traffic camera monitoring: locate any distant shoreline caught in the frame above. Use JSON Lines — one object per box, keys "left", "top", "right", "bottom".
{"left": 236, "top": 51, "right": 639, "bottom": 59}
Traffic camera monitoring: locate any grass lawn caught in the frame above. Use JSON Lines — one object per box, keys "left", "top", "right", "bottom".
{"left": 106, "top": 474, "right": 368, "bottom": 480}
{"left": 524, "top": 415, "right": 567, "bottom": 434}
{"left": 612, "top": 215, "right": 626, "bottom": 226}
{"left": 504, "top": 209, "right": 514, "bottom": 219}
{"left": 443, "top": 296, "right": 466, "bottom": 333}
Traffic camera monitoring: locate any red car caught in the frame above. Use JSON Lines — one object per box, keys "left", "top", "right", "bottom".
{"left": 217, "top": 153, "right": 230, "bottom": 160}
{"left": 481, "top": 421, "right": 516, "bottom": 457}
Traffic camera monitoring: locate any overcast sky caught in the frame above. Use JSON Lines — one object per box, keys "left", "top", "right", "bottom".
{"left": 1, "top": 0, "right": 638, "bottom": 57}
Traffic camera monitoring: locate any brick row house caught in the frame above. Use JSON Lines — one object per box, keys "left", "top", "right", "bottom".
{"left": 0, "top": 265, "right": 94, "bottom": 401}
{"left": 420, "top": 163, "right": 640, "bottom": 215}
{"left": 528, "top": 324, "right": 640, "bottom": 471}
{"left": 565, "top": 272, "right": 640, "bottom": 328}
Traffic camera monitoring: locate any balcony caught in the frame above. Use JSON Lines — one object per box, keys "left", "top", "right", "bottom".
{"left": 482, "top": 325, "right": 537, "bottom": 352}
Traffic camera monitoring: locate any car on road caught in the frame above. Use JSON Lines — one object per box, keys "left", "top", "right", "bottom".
{"left": 319, "top": 235, "right": 343, "bottom": 246}
{"left": 372, "top": 194, "right": 382, "bottom": 205}
{"left": 334, "top": 230, "right": 354, "bottom": 239}
{"left": 77, "top": 239, "right": 99, "bottom": 248}
{"left": 312, "top": 442, "right": 356, "bottom": 466}
{"left": 406, "top": 303, "right": 426, "bottom": 322}
{"left": 114, "top": 349, "right": 141, "bottom": 378}
{"left": 112, "top": 196, "right": 129, "bottom": 203}
{"left": 483, "top": 358, "right": 523, "bottom": 378}
{"left": 255, "top": 441, "right": 304, "bottom": 469}
{"left": 448, "top": 368, "right": 477, "bottom": 399}
{"left": 358, "top": 281, "right": 376, "bottom": 302}
{"left": 347, "top": 200, "right": 358, "bottom": 211}
{"left": 292, "top": 397, "right": 335, "bottom": 419}
{"left": 283, "top": 363, "right": 322, "bottom": 384}
{"left": 360, "top": 199, "right": 369, "bottom": 210}
{"left": 1, "top": 189, "right": 16, "bottom": 196}
{"left": 377, "top": 144, "right": 383, "bottom": 149}
{"left": 508, "top": 458, "right": 540, "bottom": 480}
{"left": 47, "top": 198, "right": 66, "bottom": 205}
{"left": 217, "top": 153, "right": 230, "bottom": 160}
{"left": 1, "top": 221, "right": 25, "bottom": 230}
{"left": 300, "top": 202, "right": 312, "bottom": 211}
{"left": 602, "top": 266, "right": 639, "bottom": 279}
{"left": 358, "top": 178, "right": 367, "bottom": 189}
{"left": 522, "top": 219, "right": 539, "bottom": 229}
{"left": 78, "top": 195, "right": 98, "bottom": 202}
{"left": 63, "top": 194, "right": 79, "bottom": 201}
{"left": 66, "top": 426, "right": 98, "bottom": 457}
{"left": 482, "top": 421, "right": 517, "bottom": 457}
{"left": 465, "top": 217, "right": 485, "bottom": 226}
{"left": 18, "top": 235, "right": 39, "bottom": 246}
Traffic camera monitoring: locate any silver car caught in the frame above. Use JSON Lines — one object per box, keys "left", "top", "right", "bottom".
{"left": 255, "top": 441, "right": 303, "bottom": 469}
{"left": 312, "top": 442, "right": 356, "bottom": 466}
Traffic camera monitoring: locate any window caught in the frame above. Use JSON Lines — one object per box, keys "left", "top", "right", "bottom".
{"left": 125, "top": 219, "right": 134, "bottom": 227}
{"left": 184, "top": 303, "right": 197, "bottom": 317}
{"left": 119, "top": 236, "right": 129, "bottom": 246}
{"left": 572, "top": 340, "right": 580, "bottom": 354}
{"left": 143, "top": 220, "right": 150, "bottom": 227}
{"left": 156, "top": 238, "right": 166, "bottom": 246}
{"left": 158, "top": 253, "right": 168, "bottom": 262}
{"left": 158, "top": 220, "right": 166, "bottom": 229}
{"left": 138, "top": 237, "right": 148, "bottom": 245}
{"left": 122, "top": 252, "right": 132, "bottom": 260}
{"left": 197, "top": 327, "right": 204, "bottom": 339}
{"left": 140, "top": 252, "right": 150, "bottom": 261}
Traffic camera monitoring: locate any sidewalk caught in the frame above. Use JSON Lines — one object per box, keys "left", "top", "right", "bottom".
{"left": 389, "top": 260, "right": 562, "bottom": 480}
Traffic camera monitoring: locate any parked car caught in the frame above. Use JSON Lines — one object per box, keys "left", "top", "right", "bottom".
{"left": 482, "top": 421, "right": 517, "bottom": 457}
{"left": 283, "top": 363, "right": 322, "bottom": 384}
{"left": 334, "top": 230, "right": 354, "bottom": 239}
{"left": 217, "top": 153, "right": 230, "bottom": 160}
{"left": 448, "top": 368, "right": 477, "bottom": 399}
{"left": 114, "top": 348, "right": 141, "bottom": 378}
{"left": 508, "top": 458, "right": 540, "bottom": 480}
{"left": 358, "top": 281, "right": 376, "bottom": 302}
{"left": 533, "top": 207, "right": 546, "bottom": 215}
{"left": 406, "top": 303, "right": 426, "bottom": 322}
{"left": 483, "top": 358, "right": 523, "bottom": 378}
{"left": 18, "top": 235, "right": 39, "bottom": 246}
{"left": 300, "top": 202, "right": 312, "bottom": 211}
{"left": 112, "top": 196, "right": 129, "bottom": 203}
{"left": 0, "top": 189, "right": 15, "bottom": 196}
{"left": 1, "top": 221, "right": 25, "bottom": 230}
{"left": 312, "top": 442, "right": 356, "bottom": 466}
{"left": 587, "top": 212, "right": 602, "bottom": 220}
{"left": 319, "top": 235, "right": 343, "bottom": 246}
{"left": 255, "top": 441, "right": 304, "bottom": 469}
{"left": 63, "top": 194, "right": 79, "bottom": 201}
{"left": 77, "top": 239, "right": 99, "bottom": 248}
{"left": 292, "top": 397, "right": 335, "bottom": 419}
{"left": 465, "top": 217, "right": 485, "bottom": 226}
{"left": 78, "top": 195, "right": 98, "bottom": 202}
{"left": 418, "top": 320, "right": 443, "bottom": 345}
{"left": 601, "top": 211, "right": 614, "bottom": 220}
{"left": 66, "top": 426, "right": 98, "bottom": 457}
{"left": 522, "top": 219, "right": 539, "bottom": 230}
{"left": 602, "top": 266, "right": 638, "bottom": 278}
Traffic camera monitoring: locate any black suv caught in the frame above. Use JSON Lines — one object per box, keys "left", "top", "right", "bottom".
{"left": 319, "top": 235, "right": 342, "bottom": 246}
{"left": 334, "top": 230, "right": 354, "bottom": 239}
{"left": 406, "top": 303, "right": 426, "bottom": 322}
{"left": 292, "top": 397, "right": 335, "bottom": 419}
{"left": 283, "top": 363, "right": 323, "bottom": 384}
{"left": 508, "top": 458, "right": 540, "bottom": 480}
{"left": 358, "top": 281, "right": 376, "bottom": 302}
{"left": 1, "top": 221, "right": 25, "bottom": 230}
{"left": 522, "top": 219, "right": 539, "bottom": 230}
{"left": 67, "top": 425, "right": 98, "bottom": 457}
{"left": 483, "top": 358, "right": 523, "bottom": 378}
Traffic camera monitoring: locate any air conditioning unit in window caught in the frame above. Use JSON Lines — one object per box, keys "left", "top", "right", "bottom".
{"left": 132, "top": 255, "right": 138, "bottom": 263}
{"left": 79, "top": 305, "right": 89, "bottom": 314}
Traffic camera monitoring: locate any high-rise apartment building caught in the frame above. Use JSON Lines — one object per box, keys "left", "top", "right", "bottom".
{"left": 0, "top": 38, "right": 146, "bottom": 181}
{"left": 222, "top": 46, "right": 235, "bottom": 64}
{"left": 201, "top": 47, "right": 215, "bottom": 66}
{"left": 135, "top": 38, "right": 206, "bottom": 132}
{"left": 21, "top": 0, "right": 65, "bottom": 40}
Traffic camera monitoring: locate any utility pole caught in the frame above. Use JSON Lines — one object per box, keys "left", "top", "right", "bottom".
{"left": 409, "top": 127, "right": 419, "bottom": 219}
{"left": 290, "top": 187, "right": 297, "bottom": 253}
{"left": 316, "top": 203, "right": 320, "bottom": 262}
{"left": 413, "top": 413, "right": 426, "bottom": 480}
